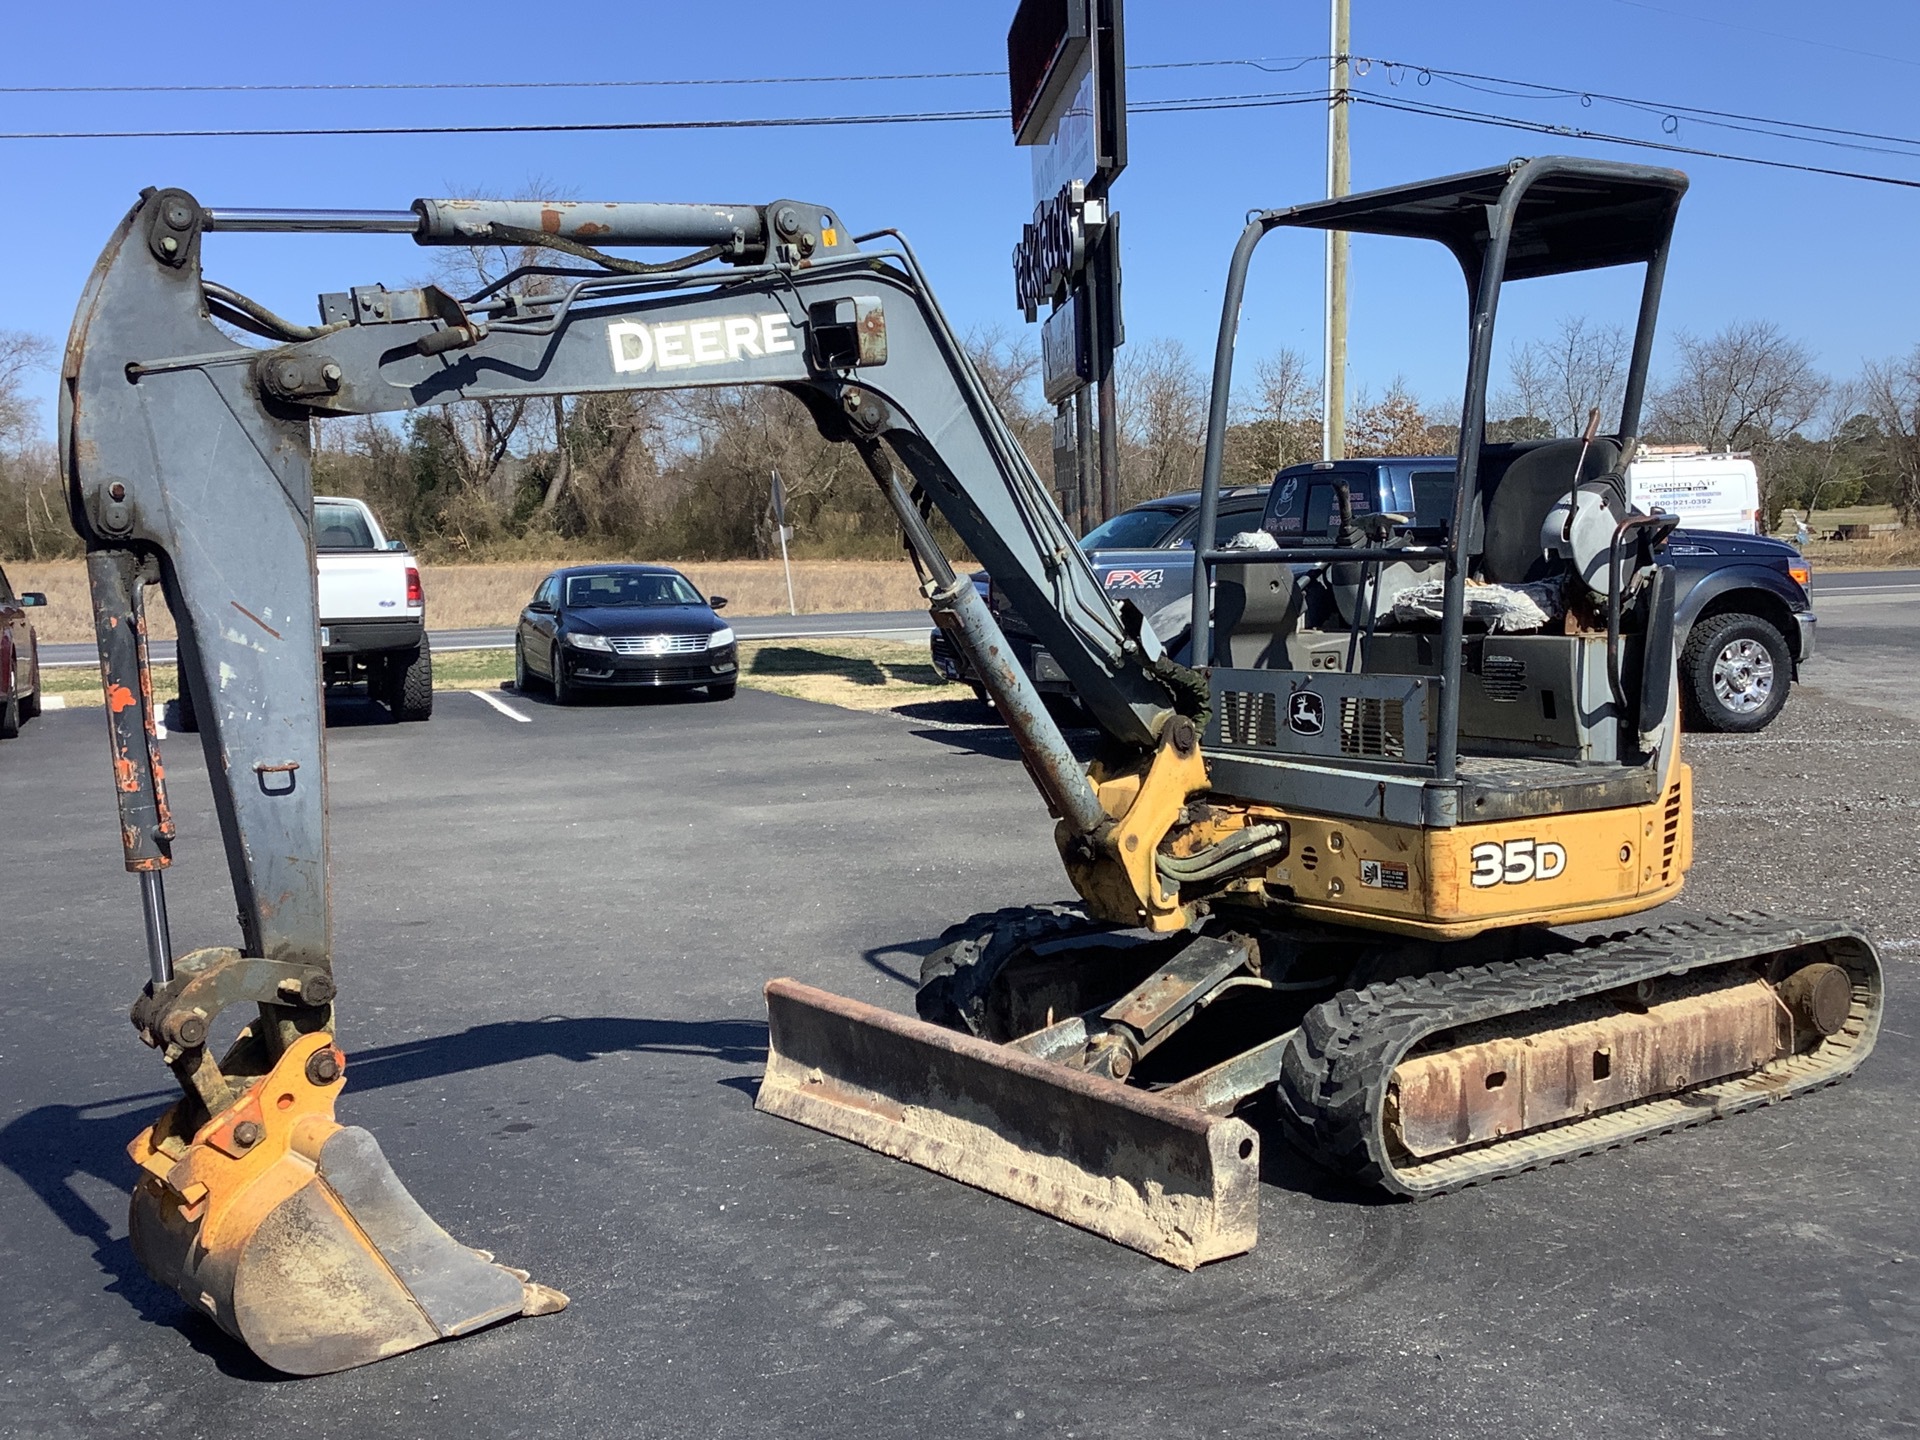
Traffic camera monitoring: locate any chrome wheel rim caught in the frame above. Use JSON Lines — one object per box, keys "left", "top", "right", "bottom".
{"left": 1711, "top": 638, "right": 1775, "bottom": 714}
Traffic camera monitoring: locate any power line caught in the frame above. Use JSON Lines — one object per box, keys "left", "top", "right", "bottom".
{"left": 0, "top": 56, "right": 1326, "bottom": 97}
{"left": 0, "top": 90, "right": 1326, "bottom": 142}
{"left": 1353, "top": 92, "right": 1920, "bottom": 191}
{"left": 1365, "top": 59, "right": 1920, "bottom": 159}
{"left": 2, "top": 48, "right": 1918, "bottom": 195}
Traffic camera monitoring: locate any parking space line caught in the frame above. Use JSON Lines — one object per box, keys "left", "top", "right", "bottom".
{"left": 470, "top": 689, "right": 533, "bottom": 723}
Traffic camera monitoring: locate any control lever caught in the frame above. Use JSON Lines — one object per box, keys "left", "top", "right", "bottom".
{"left": 1564, "top": 406, "right": 1601, "bottom": 543}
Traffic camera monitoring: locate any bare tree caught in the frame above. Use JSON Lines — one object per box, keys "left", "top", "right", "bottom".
{"left": 1217, "top": 347, "right": 1319, "bottom": 486}
{"left": 1647, "top": 320, "right": 1827, "bottom": 453}
{"left": 964, "top": 324, "right": 1050, "bottom": 474}
{"left": 1860, "top": 348, "right": 1920, "bottom": 525}
{"left": 0, "top": 331, "right": 72, "bottom": 560}
{"left": 1646, "top": 320, "right": 1829, "bottom": 525}
{"left": 1496, "top": 316, "right": 1629, "bottom": 437}
{"left": 1348, "top": 379, "right": 1449, "bottom": 457}
{"left": 423, "top": 180, "right": 577, "bottom": 517}
{"left": 0, "top": 330, "right": 52, "bottom": 443}
{"left": 1116, "top": 337, "right": 1207, "bottom": 506}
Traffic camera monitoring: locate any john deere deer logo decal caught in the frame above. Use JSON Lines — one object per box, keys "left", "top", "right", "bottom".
{"left": 1288, "top": 691, "right": 1324, "bottom": 735}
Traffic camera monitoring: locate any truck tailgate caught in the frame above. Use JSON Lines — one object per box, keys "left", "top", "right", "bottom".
{"left": 318, "top": 553, "right": 411, "bottom": 623}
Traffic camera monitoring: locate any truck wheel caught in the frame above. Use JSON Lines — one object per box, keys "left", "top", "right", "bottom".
{"left": 388, "top": 638, "right": 434, "bottom": 722}
{"left": 1680, "top": 612, "right": 1789, "bottom": 733}
{"left": 0, "top": 679, "right": 17, "bottom": 741}
{"left": 549, "top": 645, "right": 575, "bottom": 706}
{"left": 19, "top": 641, "right": 39, "bottom": 720}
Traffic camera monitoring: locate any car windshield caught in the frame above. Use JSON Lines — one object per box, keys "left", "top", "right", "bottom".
{"left": 564, "top": 571, "right": 703, "bottom": 608}
{"left": 1080, "top": 507, "right": 1184, "bottom": 551}
{"left": 314, "top": 502, "right": 376, "bottom": 551}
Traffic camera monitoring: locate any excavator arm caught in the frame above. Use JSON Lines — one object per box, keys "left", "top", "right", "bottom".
{"left": 62, "top": 186, "right": 1239, "bottom": 1365}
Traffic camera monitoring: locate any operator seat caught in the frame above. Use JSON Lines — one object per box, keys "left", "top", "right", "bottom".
{"left": 1214, "top": 563, "right": 1302, "bottom": 669}
{"left": 1476, "top": 438, "right": 1625, "bottom": 584}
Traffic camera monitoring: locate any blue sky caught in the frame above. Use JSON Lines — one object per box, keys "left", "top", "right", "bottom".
{"left": 5, "top": 0, "right": 1918, "bottom": 434}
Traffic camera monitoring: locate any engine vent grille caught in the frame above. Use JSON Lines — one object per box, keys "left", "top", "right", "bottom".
{"left": 1660, "top": 780, "right": 1684, "bottom": 881}
{"left": 1339, "top": 696, "right": 1406, "bottom": 759}
{"left": 1218, "top": 690, "right": 1277, "bottom": 749}
{"left": 1481, "top": 654, "right": 1527, "bottom": 701}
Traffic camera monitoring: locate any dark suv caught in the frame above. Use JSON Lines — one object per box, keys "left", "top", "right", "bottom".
{"left": 1266, "top": 457, "right": 1815, "bottom": 732}
{"left": 0, "top": 563, "right": 47, "bottom": 740}
{"left": 929, "top": 485, "right": 1271, "bottom": 705}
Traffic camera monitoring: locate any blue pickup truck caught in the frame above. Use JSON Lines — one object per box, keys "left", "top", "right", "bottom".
{"left": 938, "top": 456, "right": 1815, "bottom": 733}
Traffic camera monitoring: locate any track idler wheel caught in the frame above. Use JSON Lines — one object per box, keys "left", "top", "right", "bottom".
{"left": 128, "top": 1031, "right": 565, "bottom": 1375}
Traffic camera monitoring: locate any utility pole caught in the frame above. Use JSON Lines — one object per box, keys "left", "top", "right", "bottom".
{"left": 1322, "top": 0, "right": 1351, "bottom": 462}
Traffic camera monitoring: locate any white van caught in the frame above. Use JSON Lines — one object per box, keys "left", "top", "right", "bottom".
{"left": 1624, "top": 448, "right": 1761, "bottom": 535}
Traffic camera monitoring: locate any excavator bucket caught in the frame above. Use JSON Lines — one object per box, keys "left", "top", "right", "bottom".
{"left": 756, "top": 979, "right": 1259, "bottom": 1269}
{"left": 127, "top": 1032, "right": 565, "bottom": 1376}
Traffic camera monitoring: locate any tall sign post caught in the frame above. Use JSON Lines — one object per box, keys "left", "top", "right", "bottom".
{"left": 1009, "top": 0, "right": 1126, "bottom": 534}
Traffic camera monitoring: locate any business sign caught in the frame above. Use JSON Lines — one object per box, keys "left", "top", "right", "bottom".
{"left": 1008, "top": 0, "right": 1091, "bottom": 143}
{"left": 1015, "top": 181, "right": 1102, "bottom": 319}
{"left": 1027, "top": 51, "right": 1097, "bottom": 208}
{"left": 1041, "top": 288, "right": 1089, "bottom": 402}
{"left": 1009, "top": 0, "right": 1126, "bottom": 404}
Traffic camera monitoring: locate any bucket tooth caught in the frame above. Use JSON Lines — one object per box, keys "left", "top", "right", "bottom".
{"left": 127, "top": 1031, "right": 565, "bottom": 1375}
{"left": 756, "top": 978, "right": 1259, "bottom": 1269}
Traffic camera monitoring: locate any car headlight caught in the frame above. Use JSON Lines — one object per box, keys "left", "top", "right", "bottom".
{"left": 709, "top": 626, "right": 735, "bottom": 649}
{"left": 567, "top": 632, "right": 613, "bottom": 651}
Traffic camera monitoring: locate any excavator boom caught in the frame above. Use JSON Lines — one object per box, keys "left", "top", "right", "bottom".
{"left": 63, "top": 183, "right": 1220, "bottom": 1364}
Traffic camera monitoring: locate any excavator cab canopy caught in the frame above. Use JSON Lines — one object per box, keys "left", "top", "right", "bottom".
{"left": 1189, "top": 156, "right": 1691, "bottom": 808}
{"left": 1261, "top": 157, "right": 1688, "bottom": 282}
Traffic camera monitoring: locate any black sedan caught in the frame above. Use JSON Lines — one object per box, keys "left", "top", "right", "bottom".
{"left": 515, "top": 565, "right": 738, "bottom": 703}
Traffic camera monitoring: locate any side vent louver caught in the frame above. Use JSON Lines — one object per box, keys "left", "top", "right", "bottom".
{"left": 1660, "top": 780, "right": 1684, "bottom": 881}
{"left": 1339, "top": 696, "right": 1406, "bottom": 759}
{"left": 1219, "top": 691, "right": 1277, "bottom": 749}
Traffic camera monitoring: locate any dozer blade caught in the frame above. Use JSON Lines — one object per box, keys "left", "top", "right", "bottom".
{"left": 757, "top": 978, "right": 1259, "bottom": 1269}
{"left": 128, "top": 1031, "right": 566, "bottom": 1375}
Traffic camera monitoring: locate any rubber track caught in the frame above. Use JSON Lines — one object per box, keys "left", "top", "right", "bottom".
{"left": 915, "top": 904, "right": 1092, "bottom": 1036}
{"left": 1277, "top": 911, "right": 1883, "bottom": 1197}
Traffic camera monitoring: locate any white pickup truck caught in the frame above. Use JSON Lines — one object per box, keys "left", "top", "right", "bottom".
{"left": 175, "top": 496, "right": 430, "bottom": 730}
{"left": 315, "top": 496, "right": 432, "bottom": 721}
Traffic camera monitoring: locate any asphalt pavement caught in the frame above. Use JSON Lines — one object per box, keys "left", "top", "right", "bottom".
{"left": 1804, "top": 569, "right": 1920, "bottom": 723}
{"left": 3, "top": 600, "right": 1918, "bottom": 1437}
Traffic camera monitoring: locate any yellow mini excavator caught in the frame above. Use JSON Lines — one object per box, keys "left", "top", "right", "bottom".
{"left": 751, "top": 157, "right": 1883, "bottom": 1266}
{"left": 64, "top": 157, "right": 1879, "bottom": 1379}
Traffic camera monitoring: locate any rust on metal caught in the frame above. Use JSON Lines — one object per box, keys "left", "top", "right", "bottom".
{"left": 757, "top": 977, "right": 1259, "bottom": 1269}
{"left": 229, "top": 599, "right": 282, "bottom": 640}
{"left": 127, "top": 1031, "right": 566, "bottom": 1375}
{"left": 1389, "top": 977, "right": 1788, "bottom": 1160}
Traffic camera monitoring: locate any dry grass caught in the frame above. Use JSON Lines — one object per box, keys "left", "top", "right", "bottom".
{"left": 736, "top": 639, "right": 973, "bottom": 711}
{"left": 1778, "top": 504, "right": 1918, "bottom": 571}
{"left": 40, "top": 638, "right": 971, "bottom": 719}
{"left": 9, "top": 558, "right": 929, "bottom": 644}
{"left": 421, "top": 559, "right": 926, "bottom": 630}
{"left": 1800, "top": 532, "right": 1920, "bottom": 571}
